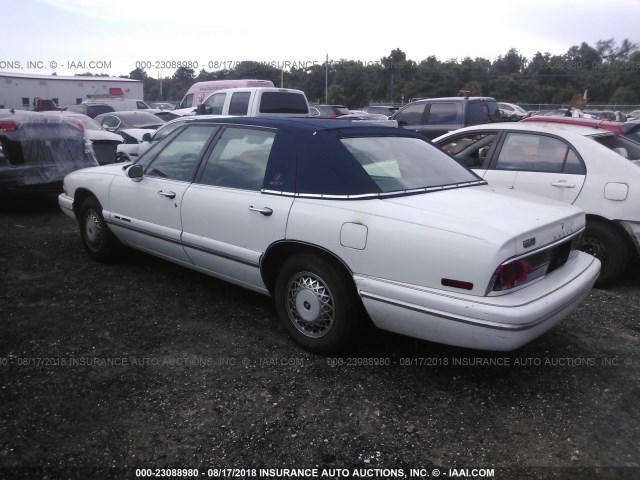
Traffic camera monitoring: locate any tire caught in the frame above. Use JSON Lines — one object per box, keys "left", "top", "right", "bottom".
{"left": 79, "top": 197, "right": 121, "bottom": 262}
{"left": 578, "top": 221, "right": 628, "bottom": 287}
{"left": 274, "top": 254, "right": 361, "bottom": 354}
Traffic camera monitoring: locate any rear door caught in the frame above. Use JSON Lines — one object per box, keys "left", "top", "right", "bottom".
{"left": 180, "top": 125, "right": 294, "bottom": 292}
{"left": 485, "top": 131, "right": 586, "bottom": 204}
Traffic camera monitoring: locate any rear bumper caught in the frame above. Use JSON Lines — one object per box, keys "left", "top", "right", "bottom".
{"left": 355, "top": 251, "right": 600, "bottom": 351}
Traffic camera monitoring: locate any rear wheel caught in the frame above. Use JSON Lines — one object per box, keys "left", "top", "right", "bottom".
{"left": 578, "top": 221, "right": 628, "bottom": 287}
{"left": 274, "top": 254, "right": 361, "bottom": 354}
{"left": 79, "top": 197, "right": 121, "bottom": 262}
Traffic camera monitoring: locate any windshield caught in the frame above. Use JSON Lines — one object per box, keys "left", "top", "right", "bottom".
{"left": 340, "top": 136, "right": 481, "bottom": 193}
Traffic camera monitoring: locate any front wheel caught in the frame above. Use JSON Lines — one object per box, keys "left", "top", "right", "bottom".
{"left": 79, "top": 197, "right": 121, "bottom": 262}
{"left": 274, "top": 254, "right": 361, "bottom": 354}
{"left": 578, "top": 221, "right": 628, "bottom": 287}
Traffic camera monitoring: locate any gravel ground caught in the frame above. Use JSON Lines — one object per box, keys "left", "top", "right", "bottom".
{"left": 0, "top": 194, "right": 639, "bottom": 480}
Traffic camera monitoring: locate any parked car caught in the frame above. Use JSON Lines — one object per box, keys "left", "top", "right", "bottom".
{"left": 42, "top": 111, "right": 123, "bottom": 165}
{"left": 0, "top": 110, "right": 98, "bottom": 192}
{"left": 434, "top": 122, "right": 640, "bottom": 285}
{"left": 65, "top": 103, "right": 115, "bottom": 118}
{"left": 150, "top": 102, "right": 176, "bottom": 110}
{"left": 391, "top": 96, "right": 502, "bottom": 139}
{"left": 627, "top": 110, "right": 640, "bottom": 121}
{"left": 83, "top": 98, "right": 150, "bottom": 111}
{"left": 93, "top": 111, "right": 164, "bottom": 134}
{"left": 59, "top": 117, "right": 599, "bottom": 353}
{"left": 360, "top": 105, "right": 401, "bottom": 117}
{"left": 337, "top": 113, "right": 398, "bottom": 127}
{"left": 583, "top": 110, "right": 626, "bottom": 122}
{"left": 308, "top": 104, "right": 351, "bottom": 118}
{"left": 522, "top": 115, "right": 640, "bottom": 144}
{"left": 149, "top": 110, "right": 181, "bottom": 122}
{"left": 498, "top": 102, "right": 529, "bottom": 121}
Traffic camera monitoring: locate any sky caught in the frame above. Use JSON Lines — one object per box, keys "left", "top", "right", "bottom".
{"left": 1, "top": 0, "right": 639, "bottom": 79}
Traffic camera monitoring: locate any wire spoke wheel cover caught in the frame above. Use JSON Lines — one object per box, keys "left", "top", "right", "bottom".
{"left": 83, "top": 209, "right": 104, "bottom": 251}
{"left": 79, "top": 197, "right": 121, "bottom": 263}
{"left": 286, "top": 272, "right": 335, "bottom": 338}
{"left": 274, "top": 253, "right": 362, "bottom": 353}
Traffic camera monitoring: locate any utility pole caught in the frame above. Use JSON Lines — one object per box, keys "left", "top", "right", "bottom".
{"left": 325, "top": 53, "right": 329, "bottom": 104}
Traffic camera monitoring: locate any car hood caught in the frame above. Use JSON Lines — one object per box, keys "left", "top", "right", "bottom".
{"left": 119, "top": 128, "right": 151, "bottom": 142}
{"left": 380, "top": 185, "right": 585, "bottom": 256}
{"left": 86, "top": 130, "right": 123, "bottom": 143}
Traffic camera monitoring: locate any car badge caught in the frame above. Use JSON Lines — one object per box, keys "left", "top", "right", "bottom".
{"left": 523, "top": 237, "right": 536, "bottom": 248}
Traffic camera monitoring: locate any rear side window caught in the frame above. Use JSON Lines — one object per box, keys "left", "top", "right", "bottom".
{"left": 199, "top": 127, "right": 275, "bottom": 190}
{"left": 259, "top": 92, "right": 309, "bottom": 114}
{"left": 467, "top": 103, "right": 491, "bottom": 125}
{"left": 495, "top": 133, "right": 585, "bottom": 174}
{"left": 229, "top": 92, "right": 251, "bottom": 115}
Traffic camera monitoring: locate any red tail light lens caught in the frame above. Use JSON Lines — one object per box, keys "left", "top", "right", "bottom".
{"left": 493, "top": 260, "right": 533, "bottom": 290}
{"left": 0, "top": 121, "right": 17, "bottom": 132}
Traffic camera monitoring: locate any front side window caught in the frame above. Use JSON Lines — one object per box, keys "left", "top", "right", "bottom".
{"left": 495, "top": 133, "right": 584, "bottom": 173}
{"left": 439, "top": 133, "right": 496, "bottom": 168}
{"left": 341, "top": 136, "right": 480, "bottom": 193}
{"left": 199, "top": 127, "right": 275, "bottom": 190}
{"left": 202, "top": 93, "right": 226, "bottom": 115}
{"left": 394, "top": 103, "right": 426, "bottom": 126}
{"left": 144, "top": 125, "right": 216, "bottom": 182}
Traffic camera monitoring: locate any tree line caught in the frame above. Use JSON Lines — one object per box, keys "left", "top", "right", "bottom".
{"left": 121, "top": 39, "right": 639, "bottom": 109}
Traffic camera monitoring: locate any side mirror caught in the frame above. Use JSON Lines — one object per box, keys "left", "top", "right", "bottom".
{"left": 127, "top": 164, "right": 144, "bottom": 182}
{"left": 142, "top": 132, "right": 152, "bottom": 142}
{"left": 195, "top": 104, "right": 206, "bottom": 115}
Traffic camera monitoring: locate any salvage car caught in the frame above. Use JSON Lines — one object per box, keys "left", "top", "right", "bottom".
{"left": 0, "top": 110, "right": 98, "bottom": 192}
{"left": 43, "top": 111, "right": 123, "bottom": 165}
{"left": 93, "top": 111, "right": 164, "bottom": 134}
{"left": 59, "top": 117, "right": 599, "bottom": 353}
{"left": 435, "top": 122, "right": 640, "bottom": 286}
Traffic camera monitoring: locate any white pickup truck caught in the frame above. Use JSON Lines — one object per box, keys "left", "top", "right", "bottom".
{"left": 194, "top": 86, "right": 310, "bottom": 117}
{"left": 117, "top": 87, "right": 310, "bottom": 161}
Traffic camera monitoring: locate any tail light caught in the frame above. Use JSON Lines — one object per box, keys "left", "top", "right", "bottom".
{"left": 487, "top": 236, "right": 576, "bottom": 294}
{"left": 0, "top": 121, "right": 17, "bottom": 132}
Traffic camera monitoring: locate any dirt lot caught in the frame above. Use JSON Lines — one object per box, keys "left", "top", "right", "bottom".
{"left": 0, "top": 193, "right": 639, "bottom": 480}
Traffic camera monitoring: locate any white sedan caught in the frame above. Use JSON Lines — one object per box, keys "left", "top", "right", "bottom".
{"left": 59, "top": 117, "right": 599, "bottom": 353}
{"left": 434, "top": 122, "right": 640, "bottom": 286}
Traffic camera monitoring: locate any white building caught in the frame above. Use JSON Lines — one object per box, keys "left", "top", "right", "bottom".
{"left": 0, "top": 72, "right": 144, "bottom": 110}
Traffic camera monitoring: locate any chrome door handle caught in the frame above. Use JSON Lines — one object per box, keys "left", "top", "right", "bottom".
{"left": 551, "top": 182, "right": 576, "bottom": 188}
{"left": 158, "top": 190, "right": 176, "bottom": 198}
{"left": 249, "top": 206, "right": 273, "bottom": 216}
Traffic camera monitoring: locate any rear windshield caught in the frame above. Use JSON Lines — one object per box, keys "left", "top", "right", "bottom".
{"left": 259, "top": 92, "right": 309, "bottom": 114}
{"left": 591, "top": 134, "right": 640, "bottom": 161}
{"left": 340, "top": 136, "right": 481, "bottom": 193}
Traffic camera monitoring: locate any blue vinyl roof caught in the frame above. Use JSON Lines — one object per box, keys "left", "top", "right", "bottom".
{"left": 188, "top": 117, "right": 428, "bottom": 197}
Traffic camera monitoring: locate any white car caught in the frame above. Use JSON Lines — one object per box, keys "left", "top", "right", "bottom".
{"left": 435, "top": 122, "right": 640, "bottom": 286}
{"left": 59, "top": 117, "right": 599, "bottom": 353}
